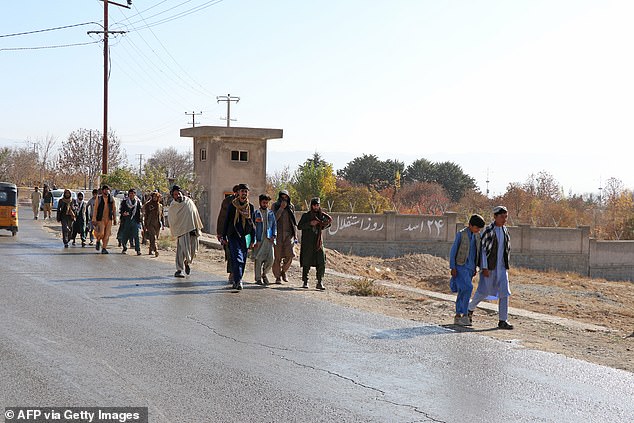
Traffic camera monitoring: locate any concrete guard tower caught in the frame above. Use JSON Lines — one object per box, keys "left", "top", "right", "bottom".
{"left": 180, "top": 125, "right": 283, "bottom": 234}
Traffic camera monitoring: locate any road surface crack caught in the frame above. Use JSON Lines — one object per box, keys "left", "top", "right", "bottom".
{"left": 188, "top": 315, "right": 443, "bottom": 421}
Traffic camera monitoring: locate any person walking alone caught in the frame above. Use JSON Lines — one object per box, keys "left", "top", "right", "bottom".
{"left": 169, "top": 185, "right": 203, "bottom": 278}
{"left": 297, "top": 197, "right": 332, "bottom": 290}
{"left": 31, "top": 186, "right": 42, "bottom": 220}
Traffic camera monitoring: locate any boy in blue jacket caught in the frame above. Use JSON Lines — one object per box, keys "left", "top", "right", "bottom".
{"left": 253, "top": 194, "right": 277, "bottom": 285}
{"left": 449, "top": 214, "right": 486, "bottom": 326}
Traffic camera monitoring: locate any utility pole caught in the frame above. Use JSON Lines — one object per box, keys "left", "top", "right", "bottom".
{"left": 136, "top": 154, "right": 144, "bottom": 176}
{"left": 216, "top": 94, "right": 240, "bottom": 127}
{"left": 185, "top": 111, "right": 203, "bottom": 128}
{"left": 88, "top": 0, "right": 130, "bottom": 176}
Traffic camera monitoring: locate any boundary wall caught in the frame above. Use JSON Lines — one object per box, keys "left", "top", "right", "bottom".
{"left": 297, "top": 211, "right": 633, "bottom": 282}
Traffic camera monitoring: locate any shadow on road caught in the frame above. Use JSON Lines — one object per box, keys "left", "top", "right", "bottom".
{"left": 371, "top": 326, "right": 453, "bottom": 339}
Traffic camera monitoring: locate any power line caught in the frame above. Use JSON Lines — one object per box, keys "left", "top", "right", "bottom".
{"left": 113, "top": 6, "right": 216, "bottom": 99}
{"left": 0, "top": 22, "right": 98, "bottom": 38}
{"left": 126, "top": 3, "right": 217, "bottom": 98}
{"left": 117, "top": 0, "right": 224, "bottom": 32}
{"left": 0, "top": 41, "right": 100, "bottom": 52}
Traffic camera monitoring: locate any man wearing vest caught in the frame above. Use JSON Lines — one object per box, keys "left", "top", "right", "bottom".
{"left": 92, "top": 184, "right": 117, "bottom": 254}
{"left": 449, "top": 214, "right": 485, "bottom": 326}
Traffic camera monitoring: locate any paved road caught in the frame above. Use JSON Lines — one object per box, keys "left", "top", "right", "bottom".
{"left": 1, "top": 219, "right": 633, "bottom": 422}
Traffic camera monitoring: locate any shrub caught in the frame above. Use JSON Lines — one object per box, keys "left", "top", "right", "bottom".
{"left": 348, "top": 278, "right": 386, "bottom": 297}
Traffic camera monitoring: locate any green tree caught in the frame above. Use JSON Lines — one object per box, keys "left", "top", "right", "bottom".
{"left": 326, "top": 184, "right": 390, "bottom": 213}
{"left": 337, "top": 154, "right": 404, "bottom": 190}
{"left": 293, "top": 153, "right": 336, "bottom": 209}
{"left": 433, "top": 161, "right": 477, "bottom": 203}
{"left": 266, "top": 165, "right": 298, "bottom": 201}
{"left": 403, "top": 158, "right": 435, "bottom": 183}
{"left": 139, "top": 164, "right": 170, "bottom": 193}
{"left": 101, "top": 167, "right": 139, "bottom": 190}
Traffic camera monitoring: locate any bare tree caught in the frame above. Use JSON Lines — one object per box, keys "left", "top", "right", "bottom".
{"left": 146, "top": 147, "right": 192, "bottom": 180}
{"left": 57, "top": 128, "right": 125, "bottom": 188}
{"left": 33, "top": 134, "right": 58, "bottom": 184}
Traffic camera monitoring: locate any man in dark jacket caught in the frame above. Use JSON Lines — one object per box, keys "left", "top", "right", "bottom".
{"left": 297, "top": 197, "right": 332, "bottom": 290}
{"left": 119, "top": 189, "right": 143, "bottom": 255}
{"left": 222, "top": 184, "right": 255, "bottom": 291}
{"left": 216, "top": 185, "right": 240, "bottom": 284}
{"left": 272, "top": 190, "right": 298, "bottom": 283}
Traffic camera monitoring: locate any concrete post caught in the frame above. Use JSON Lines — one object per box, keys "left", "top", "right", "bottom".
{"left": 384, "top": 211, "right": 396, "bottom": 241}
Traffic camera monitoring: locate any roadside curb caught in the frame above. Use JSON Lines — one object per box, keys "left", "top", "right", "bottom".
{"left": 195, "top": 235, "right": 614, "bottom": 333}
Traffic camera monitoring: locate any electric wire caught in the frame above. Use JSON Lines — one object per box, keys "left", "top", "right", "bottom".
{"left": 115, "top": 0, "right": 224, "bottom": 32}
{"left": 115, "top": 4, "right": 217, "bottom": 99}
{"left": 0, "top": 41, "right": 100, "bottom": 52}
{"left": 0, "top": 22, "right": 98, "bottom": 38}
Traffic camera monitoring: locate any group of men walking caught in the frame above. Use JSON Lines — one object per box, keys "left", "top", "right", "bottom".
{"left": 215, "top": 184, "right": 332, "bottom": 291}
{"left": 32, "top": 185, "right": 165, "bottom": 255}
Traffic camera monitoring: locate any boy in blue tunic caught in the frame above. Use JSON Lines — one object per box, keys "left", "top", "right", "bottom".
{"left": 468, "top": 206, "right": 514, "bottom": 330}
{"left": 449, "top": 214, "right": 485, "bottom": 326}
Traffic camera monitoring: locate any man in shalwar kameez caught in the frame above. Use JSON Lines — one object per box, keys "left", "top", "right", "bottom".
{"left": 468, "top": 206, "right": 514, "bottom": 329}
{"left": 169, "top": 185, "right": 203, "bottom": 278}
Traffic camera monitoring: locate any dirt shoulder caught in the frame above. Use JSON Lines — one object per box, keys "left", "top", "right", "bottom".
{"left": 41, "top": 222, "right": 634, "bottom": 373}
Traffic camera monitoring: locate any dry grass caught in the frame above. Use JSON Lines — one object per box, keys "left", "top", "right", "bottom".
{"left": 348, "top": 278, "right": 387, "bottom": 297}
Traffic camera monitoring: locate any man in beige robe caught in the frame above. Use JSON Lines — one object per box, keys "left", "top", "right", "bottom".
{"left": 169, "top": 185, "right": 203, "bottom": 278}
{"left": 31, "top": 186, "right": 42, "bottom": 220}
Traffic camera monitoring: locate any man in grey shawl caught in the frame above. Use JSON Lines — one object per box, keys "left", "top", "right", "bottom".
{"left": 169, "top": 185, "right": 203, "bottom": 278}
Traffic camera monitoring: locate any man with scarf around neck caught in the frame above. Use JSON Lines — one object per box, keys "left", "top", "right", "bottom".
{"left": 56, "top": 189, "right": 76, "bottom": 248}
{"left": 169, "top": 185, "right": 203, "bottom": 278}
{"left": 253, "top": 194, "right": 276, "bottom": 285}
{"left": 467, "top": 206, "right": 514, "bottom": 330}
{"left": 222, "top": 183, "right": 255, "bottom": 290}
{"left": 70, "top": 192, "right": 89, "bottom": 247}
{"left": 119, "top": 189, "right": 143, "bottom": 255}
{"left": 272, "top": 190, "right": 298, "bottom": 284}
{"left": 92, "top": 184, "right": 117, "bottom": 254}
{"left": 297, "top": 197, "right": 332, "bottom": 290}
{"left": 143, "top": 191, "right": 165, "bottom": 257}
{"left": 216, "top": 185, "right": 240, "bottom": 284}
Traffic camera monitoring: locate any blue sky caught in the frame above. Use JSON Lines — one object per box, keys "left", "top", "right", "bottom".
{"left": 1, "top": 0, "right": 632, "bottom": 196}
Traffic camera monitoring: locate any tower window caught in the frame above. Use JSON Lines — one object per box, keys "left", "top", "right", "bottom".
{"left": 231, "top": 150, "right": 248, "bottom": 162}
{"left": 200, "top": 148, "right": 207, "bottom": 161}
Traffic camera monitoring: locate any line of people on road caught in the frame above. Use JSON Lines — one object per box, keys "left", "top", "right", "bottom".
{"left": 34, "top": 183, "right": 334, "bottom": 292}
{"left": 32, "top": 185, "right": 165, "bottom": 254}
